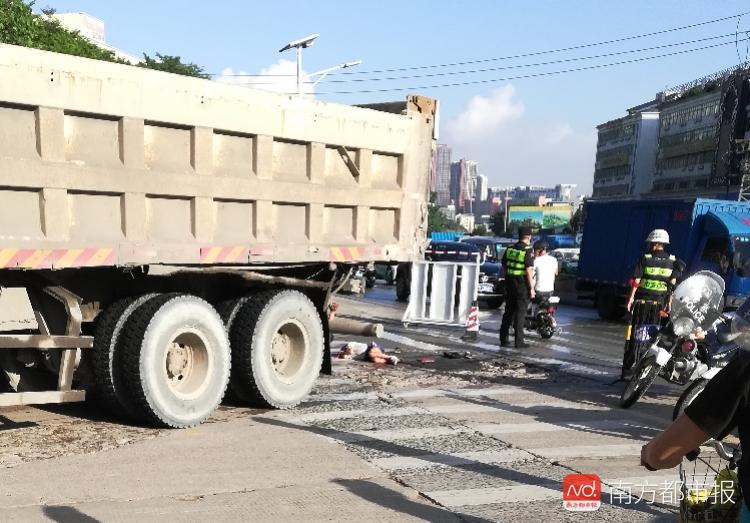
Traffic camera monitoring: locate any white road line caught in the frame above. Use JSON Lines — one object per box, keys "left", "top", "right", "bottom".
{"left": 380, "top": 331, "right": 447, "bottom": 353}
{"left": 335, "top": 425, "right": 470, "bottom": 443}
{"left": 475, "top": 330, "right": 622, "bottom": 366}
{"left": 290, "top": 407, "right": 422, "bottom": 424}
{"left": 470, "top": 420, "right": 659, "bottom": 435}
{"left": 425, "top": 485, "right": 561, "bottom": 506}
{"left": 425, "top": 401, "right": 604, "bottom": 416}
{"left": 372, "top": 449, "right": 536, "bottom": 471}
{"left": 388, "top": 321, "right": 620, "bottom": 377}
{"left": 309, "top": 391, "right": 381, "bottom": 402}
{"left": 423, "top": 475, "right": 681, "bottom": 507}
{"left": 391, "top": 386, "right": 523, "bottom": 400}
{"left": 469, "top": 338, "right": 614, "bottom": 377}
{"left": 528, "top": 443, "right": 645, "bottom": 459}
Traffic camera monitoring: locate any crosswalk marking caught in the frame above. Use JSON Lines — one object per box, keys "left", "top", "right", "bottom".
{"left": 470, "top": 420, "right": 659, "bottom": 435}
{"left": 425, "top": 485, "right": 561, "bottom": 506}
{"left": 528, "top": 443, "right": 645, "bottom": 459}
{"left": 333, "top": 425, "right": 470, "bottom": 443}
{"left": 372, "top": 449, "right": 536, "bottom": 471}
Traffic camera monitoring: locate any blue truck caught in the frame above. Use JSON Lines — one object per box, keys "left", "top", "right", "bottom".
{"left": 577, "top": 198, "right": 750, "bottom": 320}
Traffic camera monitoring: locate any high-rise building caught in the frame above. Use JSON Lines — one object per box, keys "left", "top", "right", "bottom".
{"left": 476, "top": 174, "right": 489, "bottom": 202}
{"left": 450, "top": 158, "right": 479, "bottom": 212}
{"left": 650, "top": 67, "right": 749, "bottom": 198}
{"left": 464, "top": 160, "right": 478, "bottom": 212}
{"left": 450, "top": 161, "right": 464, "bottom": 210}
{"left": 590, "top": 65, "right": 750, "bottom": 200}
{"left": 435, "top": 144, "right": 452, "bottom": 206}
{"left": 592, "top": 108, "right": 660, "bottom": 199}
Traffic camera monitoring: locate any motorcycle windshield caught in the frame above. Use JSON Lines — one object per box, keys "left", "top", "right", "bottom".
{"left": 670, "top": 270, "right": 725, "bottom": 332}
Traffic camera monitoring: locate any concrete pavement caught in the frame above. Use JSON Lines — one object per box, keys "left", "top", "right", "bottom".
{"left": 0, "top": 412, "right": 458, "bottom": 522}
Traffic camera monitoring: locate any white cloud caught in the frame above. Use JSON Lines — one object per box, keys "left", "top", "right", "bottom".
{"left": 217, "top": 59, "right": 315, "bottom": 97}
{"left": 443, "top": 85, "right": 596, "bottom": 195}
{"left": 446, "top": 85, "right": 524, "bottom": 139}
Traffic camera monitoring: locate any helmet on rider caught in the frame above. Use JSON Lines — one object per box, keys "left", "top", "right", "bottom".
{"left": 533, "top": 240, "right": 549, "bottom": 252}
{"left": 646, "top": 229, "right": 670, "bottom": 245}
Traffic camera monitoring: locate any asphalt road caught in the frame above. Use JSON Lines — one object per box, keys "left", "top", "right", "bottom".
{"left": 0, "top": 285, "right": 705, "bottom": 522}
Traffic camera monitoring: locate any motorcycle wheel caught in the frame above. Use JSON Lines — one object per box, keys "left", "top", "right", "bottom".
{"left": 620, "top": 356, "right": 659, "bottom": 409}
{"left": 538, "top": 316, "right": 555, "bottom": 339}
{"left": 672, "top": 378, "right": 708, "bottom": 421}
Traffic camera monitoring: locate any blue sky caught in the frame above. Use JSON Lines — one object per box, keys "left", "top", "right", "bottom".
{"left": 47, "top": 1, "right": 750, "bottom": 193}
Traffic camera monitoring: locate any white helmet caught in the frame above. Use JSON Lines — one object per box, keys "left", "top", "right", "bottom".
{"left": 646, "top": 229, "right": 670, "bottom": 244}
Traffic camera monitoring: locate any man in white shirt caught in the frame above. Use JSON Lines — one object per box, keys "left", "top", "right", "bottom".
{"left": 532, "top": 241, "right": 558, "bottom": 309}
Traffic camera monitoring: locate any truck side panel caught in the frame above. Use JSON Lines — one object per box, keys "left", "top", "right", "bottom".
{"left": 578, "top": 199, "right": 695, "bottom": 287}
{"left": 0, "top": 44, "right": 434, "bottom": 268}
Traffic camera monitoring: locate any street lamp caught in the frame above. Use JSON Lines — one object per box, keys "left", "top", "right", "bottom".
{"left": 309, "top": 60, "right": 362, "bottom": 87}
{"left": 503, "top": 195, "right": 512, "bottom": 234}
{"left": 279, "top": 34, "right": 319, "bottom": 96}
{"left": 279, "top": 34, "right": 361, "bottom": 94}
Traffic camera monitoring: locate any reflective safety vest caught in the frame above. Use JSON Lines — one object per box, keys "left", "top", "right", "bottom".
{"left": 639, "top": 253, "right": 676, "bottom": 293}
{"left": 505, "top": 245, "right": 530, "bottom": 277}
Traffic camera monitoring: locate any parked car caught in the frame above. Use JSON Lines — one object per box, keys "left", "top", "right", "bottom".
{"left": 460, "top": 236, "right": 515, "bottom": 308}
{"left": 551, "top": 248, "right": 579, "bottom": 275}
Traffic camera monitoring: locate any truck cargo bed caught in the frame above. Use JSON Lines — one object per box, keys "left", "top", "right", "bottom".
{"left": 0, "top": 44, "right": 435, "bottom": 269}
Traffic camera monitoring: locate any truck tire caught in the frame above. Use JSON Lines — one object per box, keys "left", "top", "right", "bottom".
{"left": 216, "top": 297, "right": 250, "bottom": 330}
{"left": 119, "top": 294, "right": 231, "bottom": 428}
{"left": 229, "top": 289, "right": 323, "bottom": 409}
{"left": 91, "top": 294, "right": 158, "bottom": 415}
{"left": 396, "top": 265, "right": 411, "bottom": 302}
{"left": 597, "top": 285, "right": 625, "bottom": 321}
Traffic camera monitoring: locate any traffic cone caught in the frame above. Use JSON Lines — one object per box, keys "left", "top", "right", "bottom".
{"left": 461, "top": 301, "right": 480, "bottom": 341}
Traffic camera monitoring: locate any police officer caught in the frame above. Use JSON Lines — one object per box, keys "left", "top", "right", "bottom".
{"left": 622, "top": 228, "right": 684, "bottom": 375}
{"left": 500, "top": 227, "right": 535, "bottom": 348}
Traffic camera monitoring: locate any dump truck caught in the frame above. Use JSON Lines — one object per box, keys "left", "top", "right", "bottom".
{"left": 0, "top": 43, "right": 435, "bottom": 427}
{"left": 577, "top": 198, "right": 750, "bottom": 320}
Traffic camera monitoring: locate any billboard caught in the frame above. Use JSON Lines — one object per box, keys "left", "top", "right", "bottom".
{"left": 508, "top": 205, "right": 572, "bottom": 231}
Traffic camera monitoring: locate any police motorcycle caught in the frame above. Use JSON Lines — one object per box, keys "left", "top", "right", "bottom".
{"left": 671, "top": 302, "right": 747, "bottom": 420}
{"left": 524, "top": 294, "right": 559, "bottom": 339}
{"left": 620, "top": 270, "right": 727, "bottom": 409}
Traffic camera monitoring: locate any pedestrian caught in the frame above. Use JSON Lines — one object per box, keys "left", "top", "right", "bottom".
{"left": 640, "top": 349, "right": 750, "bottom": 522}
{"left": 622, "top": 229, "right": 684, "bottom": 378}
{"left": 532, "top": 240, "right": 558, "bottom": 311}
{"left": 500, "top": 227, "right": 535, "bottom": 348}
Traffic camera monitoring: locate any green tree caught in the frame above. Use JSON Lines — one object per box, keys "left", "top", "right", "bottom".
{"left": 0, "top": 0, "right": 122, "bottom": 61}
{"left": 139, "top": 53, "right": 209, "bottom": 79}
{"left": 0, "top": 1, "right": 208, "bottom": 78}
{"left": 489, "top": 212, "right": 505, "bottom": 236}
{"left": 570, "top": 206, "right": 583, "bottom": 232}
{"left": 427, "top": 204, "right": 453, "bottom": 233}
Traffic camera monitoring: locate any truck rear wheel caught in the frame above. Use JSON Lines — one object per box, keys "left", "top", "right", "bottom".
{"left": 91, "top": 294, "right": 157, "bottom": 416}
{"left": 597, "top": 285, "right": 625, "bottom": 321}
{"left": 119, "top": 294, "right": 231, "bottom": 428}
{"left": 229, "top": 290, "right": 323, "bottom": 409}
{"left": 395, "top": 265, "right": 411, "bottom": 302}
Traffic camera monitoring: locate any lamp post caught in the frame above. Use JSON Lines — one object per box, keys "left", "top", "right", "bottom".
{"left": 503, "top": 195, "right": 512, "bottom": 234}
{"left": 279, "top": 34, "right": 361, "bottom": 94}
